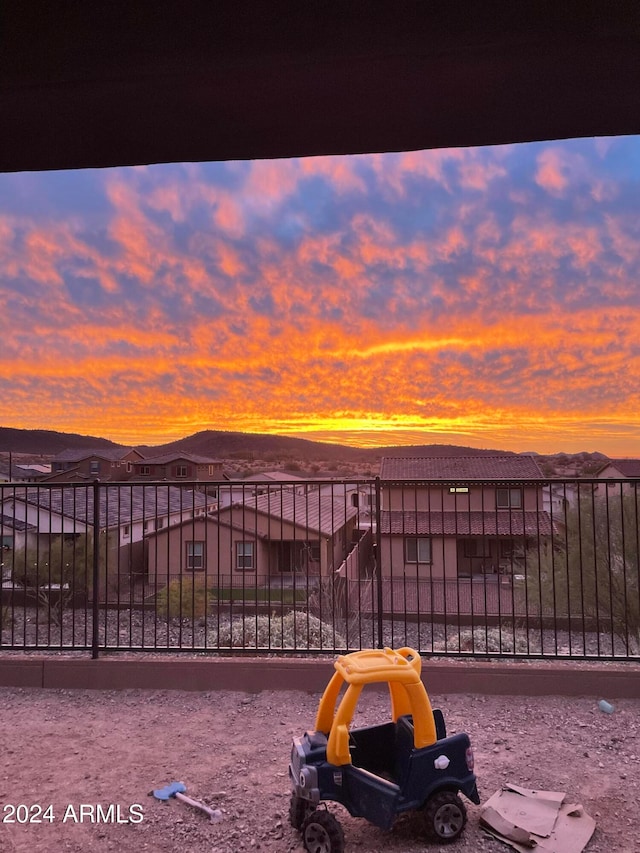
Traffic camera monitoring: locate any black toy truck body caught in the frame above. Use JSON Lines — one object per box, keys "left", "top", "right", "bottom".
{"left": 289, "top": 647, "right": 479, "bottom": 851}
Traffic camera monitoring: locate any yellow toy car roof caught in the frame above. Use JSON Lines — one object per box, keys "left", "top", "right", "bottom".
{"left": 333, "top": 647, "right": 423, "bottom": 686}
{"left": 316, "top": 647, "right": 438, "bottom": 765}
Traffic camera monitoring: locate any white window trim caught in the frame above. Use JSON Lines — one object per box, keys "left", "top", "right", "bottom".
{"left": 404, "top": 537, "right": 431, "bottom": 564}
{"left": 236, "top": 541, "right": 255, "bottom": 571}
{"left": 496, "top": 488, "right": 523, "bottom": 509}
{"left": 186, "top": 541, "right": 205, "bottom": 571}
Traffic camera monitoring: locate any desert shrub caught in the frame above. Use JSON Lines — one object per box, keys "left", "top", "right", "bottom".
{"left": 12, "top": 534, "right": 96, "bottom": 626}
{"left": 156, "top": 576, "right": 214, "bottom": 619}
{"left": 525, "top": 491, "right": 640, "bottom": 653}
{"left": 308, "top": 574, "right": 374, "bottom": 648}
{"left": 0, "top": 602, "right": 11, "bottom": 631}
{"left": 210, "top": 610, "right": 345, "bottom": 650}
{"left": 442, "top": 627, "right": 531, "bottom": 654}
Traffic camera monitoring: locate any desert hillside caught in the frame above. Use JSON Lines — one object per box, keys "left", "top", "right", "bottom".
{"left": 0, "top": 426, "right": 609, "bottom": 478}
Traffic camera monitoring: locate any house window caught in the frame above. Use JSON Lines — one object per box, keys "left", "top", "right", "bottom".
{"left": 236, "top": 541, "right": 255, "bottom": 571}
{"left": 123, "top": 525, "right": 130, "bottom": 538}
{"left": 126, "top": 462, "right": 132, "bottom": 473}
{"left": 176, "top": 466, "right": 188, "bottom": 478}
{"left": 500, "top": 539, "right": 515, "bottom": 558}
{"left": 208, "top": 465, "right": 218, "bottom": 475}
{"left": 90, "top": 461, "right": 100, "bottom": 474}
{"left": 156, "top": 518, "right": 165, "bottom": 529}
{"left": 140, "top": 465, "right": 151, "bottom": 475}
{"left": 186, "top": 541, "right": 205, "bottom": 571}
{"left": 405, "top": 537, "right": 431, "bottom": 563}
{"left": 463, "top": 539, "right": 492, "bottom": 558}
{"left": 496, "top": 488, "right": 522, "bottom": 509}
{"left": 305, "top": 542, "right": 321, "bottom": 562}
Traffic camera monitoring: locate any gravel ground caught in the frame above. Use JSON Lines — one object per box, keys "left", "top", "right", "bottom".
{"left": 1, "top": 677, "right": 639, "bottom": 852}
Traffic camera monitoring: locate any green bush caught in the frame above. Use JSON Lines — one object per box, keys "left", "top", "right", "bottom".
{"left": 156, "top": 577, "right": 214, "bottom": 619}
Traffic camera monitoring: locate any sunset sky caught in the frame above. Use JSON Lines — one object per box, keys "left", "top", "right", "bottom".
{"left": 1, "top": 136, "right": 639, "bottom": 455}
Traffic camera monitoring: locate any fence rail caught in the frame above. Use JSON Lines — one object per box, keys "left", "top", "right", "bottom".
{"left": 1, "top": 476, "right": 639, "bottom": 660}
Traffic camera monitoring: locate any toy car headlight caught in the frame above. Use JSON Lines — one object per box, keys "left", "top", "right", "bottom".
{"left": 466, "top": 747, "right": 475, "bottom": 771}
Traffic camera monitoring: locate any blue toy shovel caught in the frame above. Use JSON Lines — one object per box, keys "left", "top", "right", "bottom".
{"left": 151, "top": 781, "right": 223, "bottom": 823}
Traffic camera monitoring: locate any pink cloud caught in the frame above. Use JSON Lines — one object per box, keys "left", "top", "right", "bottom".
{"left": 301, "top": 156, "right": 367, "bottom": 194}
{"left": 458, "top": 159, "right": 506, "bottom": 190}
{"left": 535, "top": 148, "right": 569, "bottom": 194}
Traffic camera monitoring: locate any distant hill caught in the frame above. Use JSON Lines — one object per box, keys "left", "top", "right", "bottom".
{"left": 0, "top": 425, "right": 515, "bottom": 462}
{"left": 139, "top": 430, "right": 516, "bottom": 462}
{"left": 0, "top": 427, "right": 610, "bottom": 476}
{"left": 0, "top": 427, "right": 120, "bottom": 455}
{"left": 137, "top": 430, "right": 362, "bottom": 461}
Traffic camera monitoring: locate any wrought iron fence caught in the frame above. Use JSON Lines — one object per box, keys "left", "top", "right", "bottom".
{"left": 1, "top": 476, "right": 639, "bottom": 659}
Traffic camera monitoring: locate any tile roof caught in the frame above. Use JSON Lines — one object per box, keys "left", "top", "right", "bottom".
{"left": 380, "top": 455, "right": 544, "bottom": 481}
{"left": 136, "top": 452, "right": 222, "bottom": 465}
{"left": 10, "top": 485, "right": 208, "bottom": 528}
{"left": 242, "top": 471, "right": 305, "bottom": 482}
{"left": 52, "top": 447, "right": 138, "bottom": 463}
{"left": 1, "top": 514, "right": 37, "bottom": 532}
{"left": 232, "top": 492, "right": 358, "bottom": 536}
{"left": 380, "top": 510, "right": 553, "bottom": 537}
{"left": 598, "top": 459, "right": 640, "bottom": 478}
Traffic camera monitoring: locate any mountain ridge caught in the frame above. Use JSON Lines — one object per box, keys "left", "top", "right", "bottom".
{"left": 0, "top": 426, "right": 610, "bottom": 466}
{"left": 0, "top": 425, "right": 521, "bottom": 461}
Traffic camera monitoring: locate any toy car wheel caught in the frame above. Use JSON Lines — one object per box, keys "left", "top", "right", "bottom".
{"left": 289, "top": 793, "right": 315, "bottom": 830}
{"left": 422, "top": 790, "right": 467, "bottom": 843}
{"left": 301, "top": 808, "right": 345, "bottom": 853}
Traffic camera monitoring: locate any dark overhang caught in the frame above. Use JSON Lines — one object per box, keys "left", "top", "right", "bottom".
{"left": 1, "top": 1, "right": 639, "bottom": 173}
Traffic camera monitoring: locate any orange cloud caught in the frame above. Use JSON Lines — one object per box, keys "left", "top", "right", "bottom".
{"left": 3, "top": 140, "right": 640, "bottom": 455}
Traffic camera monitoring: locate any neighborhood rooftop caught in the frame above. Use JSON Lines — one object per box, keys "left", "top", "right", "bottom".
{"left": 239, "top": 492, "right": 358, "bottom": 536}
{"left": 597, "top": 458, "right": 640, "bottom": 477}
{"left": 7, "top": 485, "right": 208, "bottom": 527}
{"left": 0, "top": 514, "right": 36, "bottom": 533}
{"left": 51, "top": 447, "right": 140, "bottom": 462}
{"left": 379, "top": 455, "right": 545, "bottom": 481}
{"left": 137, "top": 452, "right": 223, "bottom": 465}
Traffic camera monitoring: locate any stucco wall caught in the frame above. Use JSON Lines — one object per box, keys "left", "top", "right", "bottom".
{"left": 383, "top": 484, "right": 542, "bottom": 512}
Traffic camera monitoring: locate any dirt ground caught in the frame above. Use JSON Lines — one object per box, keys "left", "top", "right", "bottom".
{"left": 0, "top": 678, "right": 639, "bottom": 853}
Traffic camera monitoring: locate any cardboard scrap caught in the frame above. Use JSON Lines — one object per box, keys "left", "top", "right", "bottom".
{"left": 480, "top": 784, "right": 596, "bottom": 853}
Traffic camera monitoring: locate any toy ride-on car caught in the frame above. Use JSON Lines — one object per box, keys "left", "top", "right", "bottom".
{"left": 289, "top": 646, "right": 479, "bottom": 851}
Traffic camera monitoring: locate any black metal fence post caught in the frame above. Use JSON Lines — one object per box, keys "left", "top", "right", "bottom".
{"left": 91, "top": 480, "right": 100, "bottom": 659}
{"left": 375, "top": 476, "right": 384, "bottom": 648}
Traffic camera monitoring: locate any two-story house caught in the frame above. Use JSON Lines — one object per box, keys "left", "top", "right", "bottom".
{"left": 47, "top": 448, "right": 145, "bottom": 482}
{"left": 129, "top": 453, "right": 224, "bottom": 493}
{"left": 379, "top": 455, "right": 552, "bottom": 582}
